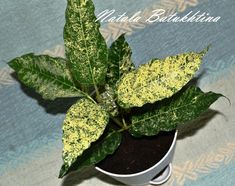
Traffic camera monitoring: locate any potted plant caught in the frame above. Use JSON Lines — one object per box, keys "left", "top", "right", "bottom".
{"left": 8, "top": 0, "right": 223, "bottom": 185}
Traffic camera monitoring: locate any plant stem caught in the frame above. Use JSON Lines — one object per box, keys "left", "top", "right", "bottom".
{"left": 122, "top": 117, "right": 127, "bottom": 128}
{"left": 94, "top": 84, "right": 104, "bottom": 103}
{"left": 89, "top": 89, "right": 96, "bottom": 97}
{"left": 111, "top": 117, "right": 124, "bottom": 128}
{"left": 118, "top": 128, "right": 126, "bottom": 133}
{"left": 81, "top": 85, "right": 88, "bottom": 94}
{"left": 86, "top": 94, "right": 97, "bottom": 104}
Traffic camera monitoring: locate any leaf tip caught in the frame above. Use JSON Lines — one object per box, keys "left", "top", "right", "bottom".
{"left": 7, "top": 58, "right": 16, "bottom": 69}
{"left": 58, "top": 164, "right": 68, "bottom": 179}
{"left": 221, "top": 94, "right": 231, "bottom": 106}
{"left": 119, "top": 33, "right": 126, "bottom": 39}
{"left": 200, "top": 44, "right": 211, "bottom": 56}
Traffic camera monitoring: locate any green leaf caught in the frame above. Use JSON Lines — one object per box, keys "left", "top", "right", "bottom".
{"left": 8, "top": 53, "right": 85, "bottom": 100}
{"left": 64, "top": 0, "right": 108, "bottom": 85}
{"left": 61, "top": 98, "right": 109, "bottom": 175}
{"left": 59, "top": 131, "right": 121, "bottom": 177}
{"left": 116, "top": 47, "right": 209, "bottom": 108}
{"left": 73, "top": 131, "right": 121, "bottom": 170}
{"left": 107, "top": 34, "right": 135, "bottom": 86}
{"left": 129, "top": 86, "right": 222, "bottom": 137}
{"left": 100, "top": 85, "right": 119, "bottom": 117}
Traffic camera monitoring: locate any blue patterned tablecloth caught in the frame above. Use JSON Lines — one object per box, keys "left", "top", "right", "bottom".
{"left": 0, "top": 0, "right": 235, "bottom": 186}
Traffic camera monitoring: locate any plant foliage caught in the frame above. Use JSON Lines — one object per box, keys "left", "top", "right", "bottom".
{"left": 8, "top": 0, "right": 223, "bottom": 178}
{"left": 129, "top": 86, "right": 222, "bottom": 137}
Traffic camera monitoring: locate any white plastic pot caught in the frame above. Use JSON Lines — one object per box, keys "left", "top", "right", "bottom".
{"left": 96, "top": 131, "right": 177, "bottom": 186}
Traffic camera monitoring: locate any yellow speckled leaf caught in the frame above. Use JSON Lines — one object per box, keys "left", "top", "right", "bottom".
{"left": 116, "top": 47, "right": 209, "bottom": 108}
{"left": 62, "top": 98, "right": 109, "bottom": 172}
{"left": 64, "top": 0, "right": 108, "bottom": 85}
{"left": 8, "top": 53, "right": 86, "bottom": 100}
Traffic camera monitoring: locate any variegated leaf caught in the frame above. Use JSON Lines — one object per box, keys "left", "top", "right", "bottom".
{"left": 100, "top": 85, "right": 119, "bottom": 116}
{"left": 116, "top": 47, "right": 209, "bottom": 108}
{"left": 129, "top": 86, "right": 222, "bottom": 137}
{"left": 64, "top": 0, "right": 108, "bottom": 85}
{"left": 61, "top": 98, "right": 109, "bottom": 174}
{"left": 8, "top": 53, "right": 85, "bottom": 100}
{"left": 59, "top": 131, "right": 121, "bottom": 177}
{"left": 107, "top": 34, "right": 135, "bottom": 86}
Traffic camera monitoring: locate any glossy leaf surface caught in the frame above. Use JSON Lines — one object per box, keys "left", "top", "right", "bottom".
{"left": 116, "top": 47, "right": 209, "bottom": 108}
{"left": 64, "top": 0, "right": 108, "bottom": 85}
{"left": 61, "top": 98, "right": 109, "bottom": 174}
{"left": 8, "top": 53, "right": 85, "bottom": 100}
{"left": 107, "top": 34, "right": 135, "bottom": 86}
{"left": 59, "top": 131, "right": 121, "bottom": 177}
{"left": 129, "top": 86, "right": 222, "bottom": 137}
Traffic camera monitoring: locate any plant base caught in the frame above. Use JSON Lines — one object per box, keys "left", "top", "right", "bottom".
{"left": 96, "top": 130, "right": 177, "bottom": 185}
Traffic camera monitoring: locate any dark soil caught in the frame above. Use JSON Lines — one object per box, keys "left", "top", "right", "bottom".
{"left": 97, "top": 130, "right": 175, "bottom": 174}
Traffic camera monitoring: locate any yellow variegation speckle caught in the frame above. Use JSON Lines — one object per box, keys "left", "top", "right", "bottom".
{"left": 116, "top": 47, "right": 209, "bottom": 108}
{"left": 64, "top": 0, "right": 108, "bottom": 85}
{"left": 62, "top": 98, "right": 109, "bottom": 169}
{"left": 8, "top": 53, "right": 86, "bottom": 100}
{"left": 107, "top": 34, "right": 135, "bottom": 86}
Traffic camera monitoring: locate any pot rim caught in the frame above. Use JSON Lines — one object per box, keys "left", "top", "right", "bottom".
{"left": 96, "top": 130, "right": 178, "bottom": 178}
